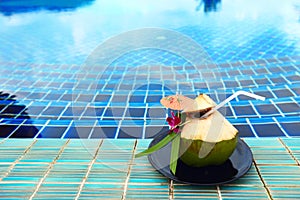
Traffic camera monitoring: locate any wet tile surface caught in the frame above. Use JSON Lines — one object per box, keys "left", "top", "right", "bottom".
{"left": 0, "top": 138, "right": 299, "bottom": 199}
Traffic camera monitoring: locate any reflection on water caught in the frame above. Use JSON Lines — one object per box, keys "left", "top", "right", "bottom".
{"left": 0, "top": 0, "right": 95, "bottom": 16}
{"left": 196, "top": 0, "right": 221, "bottom": 13}
{"left": 0, "top": 91, "right": 39, "bottom": 138}
{"left": 0, "top": 0, "right": 299, "bottom": 64}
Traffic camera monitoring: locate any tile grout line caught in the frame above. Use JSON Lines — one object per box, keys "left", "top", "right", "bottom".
{"left": 121, "top": 140, "right": 138, "bottom": 200}
{"left": 272, "top": 117, "right": 290, "bottom": 138}
{"left": 14, "top": 101, "right": 33, "bottom": 119}
{"left": 57, "top": 101, "right": 71, "bottom": 120}
{"left": 169, "top": 179, "right": 174, "bottom": 200}
{"left": 142, "top": 103, "right": 149, "bottom": 139}
{"left": 216, "top": 185, "right": 223, "bottom": 200}
{"left": 29, "top": 139, "right": 70, "bottom": 200}
{"left": 284, "top": 84, "right": 297, "bottom": 97}
{"left": 249, "top": 101, "right": 261, "bottom": 118}
{"left": 60, "top": 120, "right": 73, "bottom": 139}
{"left": 87, "top": 120, "right": 98, "bottom": 139}
{"left": 74, "top": 139, "right": 103, "bottom": 200}
{"left": 6, "top": 119, "right": 27, "bottom": 139}
{"left": 245, "top": 118, "right": 259, "bottom": 138}
{"left": 252, "top": 159, "right": 273, "bottom": 200}
{"left": 269, "top": 99, "right": 285, "bottom": 117}
{"left": 33, "top": 119, "right": 50, "bottom": 139}
{"left": 278, "top": 138, "right": 300, "bottom": 166}
{"left": 0, "top": 139, "right": 37, "bottom": 181}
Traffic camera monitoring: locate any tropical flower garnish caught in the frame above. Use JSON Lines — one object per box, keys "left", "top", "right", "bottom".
{"left": 135, "top": 111, "right": 183, "bottom": 159}
{"left": 167, "top": 111, "right": 181, "bottom": 134}
{"left": 135, "top": 94, "right": 194, "bottom": 174}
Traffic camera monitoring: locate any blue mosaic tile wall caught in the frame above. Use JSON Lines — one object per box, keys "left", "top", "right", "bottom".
{"left": 0, "top": 0, "right": 299, "bottom": 138}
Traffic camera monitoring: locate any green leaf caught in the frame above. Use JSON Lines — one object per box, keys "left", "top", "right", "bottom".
{"left": 170, "top": 134, "right": 180, "bottom": 175}
{"left": 135, "top": 132, "right": 177, "bottom": 158}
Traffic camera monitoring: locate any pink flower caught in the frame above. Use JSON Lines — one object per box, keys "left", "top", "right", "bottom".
{"left": 166, "top": 111, "right": 181, "bottom": 134}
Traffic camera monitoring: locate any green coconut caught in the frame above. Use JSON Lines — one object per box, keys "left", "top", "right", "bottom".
{"left": 179, "top": 94, "right": 238, "bottom": 167}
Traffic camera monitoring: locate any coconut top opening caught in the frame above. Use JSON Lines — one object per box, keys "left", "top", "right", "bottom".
{"left": 184, "top": 107, "right": 212, "bottom": 119}
{"left": 183, "top": 94, "right": 216, "bottom": 113}
{"left": 180, "top": 110, "right": 238, "bottom": 142}
{"left": 180, "top": 94, "right": 238, "bottom": 143}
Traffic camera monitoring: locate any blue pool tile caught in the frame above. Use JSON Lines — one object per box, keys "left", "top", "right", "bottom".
{"left": 129, "top": 95, "right": 145, "bottom": 103}
{"left": 60, "top": 93, "right": 76, "bottom": 101}
{"left": 121, "top": 120, "right": 144, "bottom": 127}
{"left": 255, "top": 68, "right": 268, "bottom": 74}
{"left": 224, "top": 81, "right": 239, "bottom": 88}
{"left": 97, "top": 119, "right": 119, "bottom": 126}
{"left": 0, "top": 125, "right": 19, "bottom": 137}
{"left": 90, "top": 127, "right": 117, "bottom": 138}
{"left": 38, "top": 126, "right": 67, "bottom": 138}
{"left": 252, "top": 124, "right": 285, "bottom": 137}
{"left": 94, "top": 95, "right": 111, "bottom": 102}
{"left": 270, "top": 77, "right": 287, "bottom": 84}
{"left": 148, "top": 84, "right": 163, "bottom": 90}
{"left": 23, "top": 119, "right": 47, "bottom": 125}
{"left": 76, "top": 94, "right": 94, "bottom": 102}
{"left": 280, "top": 123, "right": 300, "bottom": 136}
{"left": 118, "top": 127, "right": 143, "bottom": 138}
{"left": 241, "top": 69, "right": 255, "bottom": 76}
{"left": 146, "top": 108, "right": 166, "bottom": 118}
{"left": 273, "top": 89, "right": 294, "bottom": 98}
{"left": 1, "top": 105, "right": 26, "bottom": 115}
{"left": 255, "top": 104, "right": 280, "bottom": 115}
{"left": 104, "top": 108, "right": 125, "bottom": 117}
{"left": 146, "top": 95, "right": 162, "bottom": 103}
{"left": 125, "top": 108, "right": 145, "bottom": 118}
{"left": 233, "top": 105, "right": 256, "bottom": 116}
{"left": 47, "top": 120, "right": 70, "bottom": 126}
{"left": 145, "top": 126, "right": 169, "bottom": 138}
{"left": 27, "top": 92, "right": 46, "bottom": 99}
{"left": 42, "top": 106, "right": 65, "bottom": 116}
{"left": 291, "top": 87, "right": 300, "bottom": 96}
{"left": 111, "top": 95, "right": 128, "bottom": 102}
{"left": 82, "top": 107, "right": 104, "bottom": 117}
{"left": 239, "top": 79, "right": 255, "bottom": 87}
{"left": 287, "top": 75, "right": 300, "bottom": 82}
{"left": 234, "top": 124, "right": 255, "bottom": 137}
{"left": 193, "top": 82, "right": 208, "bottom": 90}
{"left": 10, "top": 125, "right": 42, "bottom": 138}
{"left": 268, "top": 67, "right": 285, "bottom": 73}
{"left": 276, "top": 103, "right": 300, "bottom": 113}
{"left": 255, "top": 78, "right": 271, "bottom": 85}
{"left": 43, "top": 93, "right": 62, "bottom": 100}
{"left": 63, "top": 127, "right": 92, "bottom": 138}
{"left": 119, "top": 84, "right": 133, "bottom": 90}
{"left": 62, "top": 107, "right": 85, "bottom": 116}
{"left": 227, "top": 70, "right": 241, "bottom": 76}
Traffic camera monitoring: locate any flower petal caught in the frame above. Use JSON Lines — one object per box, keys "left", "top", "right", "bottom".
{"left": 174, "top": 116, "right": 181, "bottom": 125}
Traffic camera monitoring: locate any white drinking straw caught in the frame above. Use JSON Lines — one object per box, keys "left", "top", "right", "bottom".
{"left": 201, "top": 91, "right": 265, "bottom": 119}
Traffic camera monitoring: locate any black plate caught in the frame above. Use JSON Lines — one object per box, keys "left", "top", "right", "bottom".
{"left": 148, "top": 132, "right": 253, "bottom": 185}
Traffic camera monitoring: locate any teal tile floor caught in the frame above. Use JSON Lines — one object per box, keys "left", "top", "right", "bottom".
{"left": 0, "top": 138, "right": 299, "bottom": 199}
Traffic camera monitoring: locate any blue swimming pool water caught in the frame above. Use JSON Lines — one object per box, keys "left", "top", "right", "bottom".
{"left": 0, "top": 0, "right": 299, "bottom": 138}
